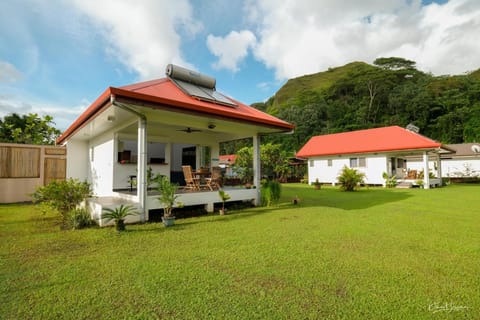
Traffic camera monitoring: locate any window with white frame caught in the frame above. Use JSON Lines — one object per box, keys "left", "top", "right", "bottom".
{"left": 309, "top": 160, "right": 314, "bottom": 167}
{"left": 327, "top": 159, "right": 333, "bottom": 167}
{"left": 350, "top": 157, "right": 366, "bottom": 168}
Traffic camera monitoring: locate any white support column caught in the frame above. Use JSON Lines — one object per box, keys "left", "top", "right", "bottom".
{"left": 137, "top": 118, "right": 147, "bottom": 221}
{"left": 196, "top": 145, "right": 201, "bottom": 169}
{"left": 437, "top": 154, "right": 442, "bottom": 186}
{"left": 211, "top": 144, "right": 220, "bottom": 168}
{"left": 252, "top": 134, "right": 261, "bottom": 206}
{"left": 423, "top": 151, "right": 430, "bottom": 189}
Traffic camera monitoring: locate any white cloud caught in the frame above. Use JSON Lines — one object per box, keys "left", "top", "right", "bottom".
{"left": 0, "top": 94, "right": 89, "bottom": 131}
{"left": 71, "top": 0, "right": 203, "bottom": 79}
{"left": 206, "top": 30, "right": 256, "bottom": 72}
{"left": 243, "top": 0, "right": 480, "bottom": 79}
{"left": 0, "top": 62, "right": 23, "bottom": 83}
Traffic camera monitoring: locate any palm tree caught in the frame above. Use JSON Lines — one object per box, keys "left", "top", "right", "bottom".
{"left": 337, "top": 166, "right": 366, "bottom": 191}
{"left": 101, "top": 204, "right": 138, "bottom": 231}
{"left": 218, "top": 189, "right": 231, "bottom": 215}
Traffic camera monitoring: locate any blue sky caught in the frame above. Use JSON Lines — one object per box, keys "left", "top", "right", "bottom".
{"left": 1, "top": 0, "right": 479, "bottom": 130}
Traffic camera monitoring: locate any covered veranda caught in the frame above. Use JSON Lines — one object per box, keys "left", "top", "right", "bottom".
{"left": 57, "top": 65, "right": 294, "bottom": 225}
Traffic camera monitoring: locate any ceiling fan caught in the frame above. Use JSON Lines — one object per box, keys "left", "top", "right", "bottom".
{"left": 177, "top": 127, "right": 202, "bottom": 133}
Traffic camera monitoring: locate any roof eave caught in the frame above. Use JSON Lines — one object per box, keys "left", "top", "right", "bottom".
{"left": 56, "top": 88, "right": 113, "bottom": 145}
{"left": 109, "top": 87, "right": 294, "bottom": 131}
{"left": 57, "top": 86, "right": 294, "bottom": 144}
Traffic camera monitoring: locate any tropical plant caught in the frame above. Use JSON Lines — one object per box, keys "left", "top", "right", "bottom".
{"left": 261, "top": 180, "right": 282, "bottom": 207}
{"left": 418, "top": 169, "right": 436, "bottom": 179}
{"left": 101, "top": 204, "right": 138, "bottom": 231}
{"left": 234, "top": 146, "right": 254, "bottom": 184}
{"left": 337, "top": 166, "right": 366, "bottom": 191}
{"left": 218, "top": 189, "right": 231, "bottom": 215}
{"left": 67, "top": 208, "right": 94, "bottom": 230}
{"left": 32, "top": 178, "right": 92, "bottom": 228}
{"left": 157, "top": 176, "right": 181, "bottom": 217}
{"left": 382, "top": 172, "right": 397, "bottom": 188}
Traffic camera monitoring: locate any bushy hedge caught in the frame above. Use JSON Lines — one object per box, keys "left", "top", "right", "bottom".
{"left": 32, "top": 178, "right": 93, "bottom": 229}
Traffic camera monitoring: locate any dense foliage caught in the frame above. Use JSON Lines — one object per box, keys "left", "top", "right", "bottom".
{"left": 0, "top": 113, "right": 61, "bottom": 145}
{"left": 233, "top": 143, "right": 292, "bottom": 181}
{"left": 253, "top": 58, "right": 480, "bottom": 154}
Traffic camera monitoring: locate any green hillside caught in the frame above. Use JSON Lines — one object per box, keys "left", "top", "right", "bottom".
{"left": 254, "top": 58, "right": 480, "bottom": 153}
{"left": 469, "top": 68, "right": 480, "bottom": 80}
{"left": 272, "top": 61, "right": 374, "bottom": 107}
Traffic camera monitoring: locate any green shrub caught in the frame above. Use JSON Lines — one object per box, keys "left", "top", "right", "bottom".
{"left": 261, "top": 180, "right": 282, "bottom": 206}
{"left": 32, "top": 178, "right": 92, "bottom": 228}
{"left": 67, "top": 208, "right": 94, "bottom": 230}
{"left": 337, "top": 166, "right": 365, "bottom": 191}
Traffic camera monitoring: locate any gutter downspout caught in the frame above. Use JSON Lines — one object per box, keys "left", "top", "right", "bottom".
{"left": 111, "top": 95, "right": 148, "bottom": 222}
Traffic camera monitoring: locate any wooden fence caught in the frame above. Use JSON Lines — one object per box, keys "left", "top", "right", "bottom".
{"left": 0, "top": 143, "right": 66, "bottom": 203}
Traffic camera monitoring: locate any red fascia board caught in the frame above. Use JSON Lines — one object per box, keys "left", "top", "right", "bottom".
{"left": 109, "top": 87, "right": 294, "bottom": 130}
{"left": 57, "top": 88, "right": 112, "bottom": 144}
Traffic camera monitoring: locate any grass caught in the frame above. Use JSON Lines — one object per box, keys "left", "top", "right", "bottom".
{"left": 1, "top": 184, "right": 479, "bottom": 319}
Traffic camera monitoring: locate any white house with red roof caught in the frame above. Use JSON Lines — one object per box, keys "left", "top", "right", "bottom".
{"left": 57, "top": 65, "right": 294, "bottom": 224}
{"left": 296, "top": 126, "right": 452, "bottom": 188}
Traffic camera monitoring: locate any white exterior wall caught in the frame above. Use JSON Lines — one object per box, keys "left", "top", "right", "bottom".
{"left": 364, "top": 156, "right": 389, "bottom": 185}
{"left": 89, "top": 132, "right": 115, "bottom": 196}
{"left": 308, "top": 154, "right": 389, "bottom": 186}
{"left": 113, "top": 163, "right": 170, "bottom": 190}
{"left": 66, "top": 140, "right": 89, "bottom": 181}
{"left": 308, "top": 157, "right": 349, "bottom": 185}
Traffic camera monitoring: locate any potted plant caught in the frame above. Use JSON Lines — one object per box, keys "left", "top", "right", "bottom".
{"left": 218, "top": 189, "right": 231, "bottom": 215}
{"left": 157, "top": 176, "right": 181, "bottom": 227}
{"left": 101, "top": 204, "right": 138, "bottom": 231}
{"left": 312, "top": 178, "right": 321, "bottom": 190}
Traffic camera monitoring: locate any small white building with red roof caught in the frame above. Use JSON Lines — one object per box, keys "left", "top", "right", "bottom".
{"left": 296, "top": 126, "right": 452, "bottom": 188}
{"left": 57, "top": 65, "right": 294, "bottom": 224}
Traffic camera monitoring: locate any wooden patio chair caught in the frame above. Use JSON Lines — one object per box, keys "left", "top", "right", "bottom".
{"left": 182, "top": 165, "right": 200, "bottom": 191}
{"left": 205, "top": 166, "right": 222, "bottom": 191}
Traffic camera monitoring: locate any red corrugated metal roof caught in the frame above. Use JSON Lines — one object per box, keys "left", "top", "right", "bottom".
{"left": 57, "top": 78, "right": 294, "bottom": 144}
{"left": 296, "top": 126, "right": 443, "bottom": 158}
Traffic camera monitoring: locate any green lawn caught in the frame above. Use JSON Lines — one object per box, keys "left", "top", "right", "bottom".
{"left": 1, "top": 184, "right": 479, "bottom": 319}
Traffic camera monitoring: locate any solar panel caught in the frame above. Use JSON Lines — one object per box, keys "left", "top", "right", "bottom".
{"left": 171, "top": 78, "right": 237, "bottom": 107}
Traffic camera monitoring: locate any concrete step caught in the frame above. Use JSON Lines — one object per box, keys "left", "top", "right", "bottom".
{"left": 396, "top": 181, "right": 413, "bottom": 188}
